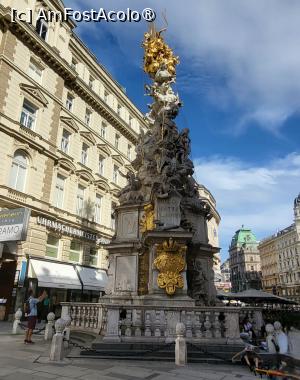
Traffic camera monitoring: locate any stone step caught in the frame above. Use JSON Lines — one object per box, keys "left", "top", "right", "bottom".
{"left": 79, "top": 342, "right": 244, "bottom": 363}
{"left": 78, "top": 352, "right": 226, "bottom": 364}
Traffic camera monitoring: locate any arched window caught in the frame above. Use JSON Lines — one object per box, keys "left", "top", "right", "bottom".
{"left": 9, "top": 150, "right": 28, "bottom": 192}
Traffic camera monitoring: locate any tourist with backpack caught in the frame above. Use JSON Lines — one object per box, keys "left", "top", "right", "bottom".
{"left": 24, "top": 289, "right": 47, "bottom": 344}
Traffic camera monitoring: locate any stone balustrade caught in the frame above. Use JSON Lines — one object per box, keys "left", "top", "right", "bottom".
{"left": 61, "top": 302, "right": 262, "bottom": 344}
{"left": 61, "top": 303, "right": 105, "bottom": 334}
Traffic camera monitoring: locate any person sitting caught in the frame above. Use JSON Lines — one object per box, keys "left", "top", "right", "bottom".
{"left": 274, "top": 321, "right": 288, "bottom": 354}
{"left": 242, "top": 316, "right": 256, "bottom": 343}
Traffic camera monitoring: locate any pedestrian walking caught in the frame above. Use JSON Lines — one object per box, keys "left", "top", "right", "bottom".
{"left": 24, "top": 289, "right": 47, "bottom": 344}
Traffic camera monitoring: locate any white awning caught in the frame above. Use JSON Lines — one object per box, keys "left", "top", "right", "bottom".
{"left": 76, "top": 265, "right": 107, "bottom": 291}
{"left": 29, "top": 259, "right": 82, "bottom": 290}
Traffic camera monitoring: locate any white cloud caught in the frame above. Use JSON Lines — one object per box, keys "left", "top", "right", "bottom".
{"left": 67, "top": 0, "right": 300, "bottom": 133}
{"left": 194, "top": 153, "right": 300, "bottom": 260}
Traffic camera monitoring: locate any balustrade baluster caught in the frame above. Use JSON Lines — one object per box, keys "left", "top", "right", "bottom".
{"left": 194, "top": 312, "right": 202, "bottom": 338}
{"left": 70, "top": 306, "right": 76, "bottom": 327}
{"left": 154, "top": 310, "right": 161, "bottom": 337}
{"left": 134, "top": 309, "right": 142, "bottom": 337}
{"left": 125, "top": 309, "right": 132, "bottom": 337}
{"left": 204, "top": 312, "right": 212, "bottom": 338}
{"left": 162, "top": 310, "right": 167, "bottom": 337}
{"left": 83, "top": 306, "right": 86, "bottom": 327}
{"left": 94, "top": 306, "right": 98, "bottom": 329}
{"left": 213, "top": 312, "right": 221, "bottom": 338}
{"left": 186, "top": 312, "right": 193, "bottom": 338}
{"left": 145, "top": 311, "right": 152, "bottom": 337}
{"left": 75, "top": 306, "right": 80, "bottom": 327}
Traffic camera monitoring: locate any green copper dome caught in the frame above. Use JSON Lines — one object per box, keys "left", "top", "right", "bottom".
{"left": 230, "top": 226, "right": 258, "bottom": 248}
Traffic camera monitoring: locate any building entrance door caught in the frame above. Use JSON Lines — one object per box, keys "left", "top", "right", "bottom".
{"left": 0, "top": 259, "right": 17, "bottom": 320}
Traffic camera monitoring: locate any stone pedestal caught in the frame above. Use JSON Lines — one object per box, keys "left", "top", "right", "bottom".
{"left": 103, "top": 308, "right": 121, "bottom": 342}
{"left": 175, "top": 323, "right": 187, "bottom": 366}
{"left": 50, "top": 318, "right": 66, "bottom": 361}
{"left": 12, "top": 309, "right": 22, "bottom": 335}
{"left": 225, "top": 311, "right": 243, "bottom": 344}
{"left": 44, "top": 312, "right": 55, "bottom": 341}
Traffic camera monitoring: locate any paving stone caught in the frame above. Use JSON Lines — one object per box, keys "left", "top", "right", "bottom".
{"left": 0, "top": 373, "right": 52, "bottom": 380}
{"left": 0, "top": 368, "right": 18, "bottom": 377}
{"left": 144, "top": 375, "right": 177, "bottom": 380}
{"left": 32, "top": 372, "right": 58, "bottom": 379}
{"left": 15, "top": 368, "right": 37, "bottom": 374}
{"left": 0, "top": 328, "right": 269, "bottom": 380}
{"left": 102, "top": 366, "right": 153, "bottom": 378}
{"left": 79, "top": 374, "right": 126, "bottom": 380}
{"left": 104, "top": 372, "right": 139, "bottom": 380}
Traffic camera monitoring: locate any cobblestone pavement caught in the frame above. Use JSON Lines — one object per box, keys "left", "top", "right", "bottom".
{"left": 0, "top": 322, "right": 256, "bottom": 380}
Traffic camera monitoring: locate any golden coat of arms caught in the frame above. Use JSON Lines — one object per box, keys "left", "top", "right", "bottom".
{"left": 154, "top": 238, "right": 187, "bottom": 295}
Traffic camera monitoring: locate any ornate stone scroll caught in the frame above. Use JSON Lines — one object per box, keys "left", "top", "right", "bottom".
{"left": 153, "top": 238, "right": 186, "bottom": 295}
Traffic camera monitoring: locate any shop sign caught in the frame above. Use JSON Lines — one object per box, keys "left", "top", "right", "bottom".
{"left": 37, "top": 216, "right": 110, "bottom": 245}
{"left": 0, "top": 208, "right": 30, "bottom": 242}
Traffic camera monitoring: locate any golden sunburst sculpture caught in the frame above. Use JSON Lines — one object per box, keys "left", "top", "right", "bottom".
{"left": 142, "top": 24, "right": 179, "bottom": 78}
{"left": 154, "top": 238, "right": 187, "bottom": 295}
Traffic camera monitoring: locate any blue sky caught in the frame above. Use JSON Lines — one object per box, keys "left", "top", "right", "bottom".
{"left": 64, "top": 0, "right": 300, "bottom": 261}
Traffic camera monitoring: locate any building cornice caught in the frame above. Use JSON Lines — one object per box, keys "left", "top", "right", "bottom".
{"left": 0, "top": 54, "right": 136, "bottom": 165}
{"left": 0, "top": 5, "right": 147, "bottom": 145}
{"left": 69, "top": 36, "right": 146, "bottom": 126}
{"left": 259, "top": 224, "right": 296, "bottom": 246}
{"left": 0, "top": 116, "right": 58, "bottom": 160}
{"left": 0, "top": 185, "right": 114, "bottom": 239}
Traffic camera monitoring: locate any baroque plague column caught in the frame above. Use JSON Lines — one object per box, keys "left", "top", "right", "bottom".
{"left": 105, "top": 26, "right": 219, "bottom": 309}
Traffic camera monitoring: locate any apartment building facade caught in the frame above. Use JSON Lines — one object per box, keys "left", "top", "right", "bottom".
{"left": 0, "top": 0, "right": 147, "bottom": 318}
{"left": 229, "top": 227, "right": 261, "bottom": 292}
{"left": 197, "top": 184, "right": 222, "bottom": 284}
{"left": 259, "top": 194, "right": 300, "bottom": 303}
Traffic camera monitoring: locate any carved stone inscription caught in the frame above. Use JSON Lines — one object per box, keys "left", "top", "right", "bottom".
{"left": 117, "top": 211, "right": 138, "bottom": 239}
{"left": 115, "top": 255, "right": 137, "bottom": 292}
{"left": 156, "top": 195, "right": 181, "bottom": 227}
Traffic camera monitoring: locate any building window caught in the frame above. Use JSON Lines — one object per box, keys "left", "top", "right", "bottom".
{"left": 113, "top": 165, "right": 119, "bottom": 184}
{"left": 85, "top": 109, "right": 92, "bottom": 125}
{"left": 20, "top": 100, "right": 37, "bottom": 130}
{"left": 61, "top": 129, "right": 71, "bottom": 153}
{"left": 66, "top": 94, "right": 74, "bottom": 111}
{"left": 98, "top": 155, "right": 105, "bottom": 176}
{"left": 9, "top": 151, "right": 28, "bottom": 192}
{"left": 69, "top": 240, "right": 82, "bottom": 263}
{"left": 54, "top": 174, "right": 65, "bottom": 208}
{"left": 76, "top": 185, "right": 85, "bottom": 216}
{"left": 46, "top": 235, "right": 59, "bottom": 258}
{"left": 94, "top": 194, "right": 102, "bottom": 224}
{"left": 111, "top": 202, "right": 116, "bottom": 230}
{"left": 36, "top": 18, "right": 48, "bottom": 41}
{"left": 127, "top": 144, "right": 132, "bottom": 160}
{"left": 115, "top": 134, "right": 120, "bottom": 149}
{"left": 89, "top": 75, "right": 95, "bottom": 89}
{"left": 28, "top": 59, "right": 43, "bottom": 83}
{"left": 71, "top": 58, "right": 77, "bottom": 71}
{"left": 104, "top": 90, "right": 109, "bottom": 103}
{"left": 100, "top": 122, "right": 106, "bottom": 139}
{"left": 117, "top": 104, "right": 122, "bottom": 116}
{"left": 89, "top": 248, "right": 98, "bottom": 266}
{"left": 129, "top": 115, "right": 133, "bottom": 127}
{"left": 81, "top": 143, "right": 89, "bottom": 165}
